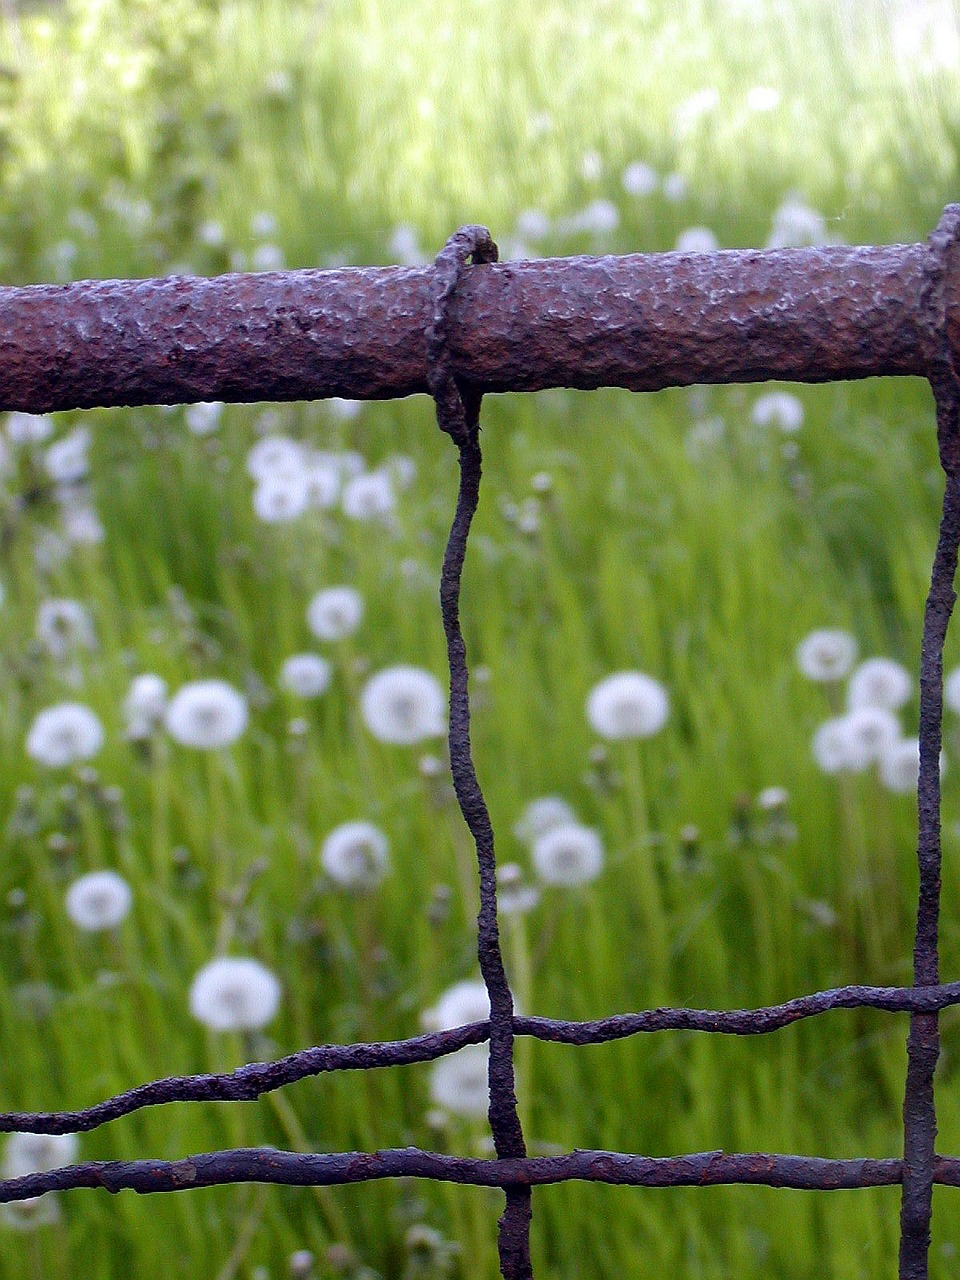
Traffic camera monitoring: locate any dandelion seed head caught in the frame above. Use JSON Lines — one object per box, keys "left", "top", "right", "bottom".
{"left": 164, "top": 680, "right": 248, "bottom": 749}
{"left": 428, "top": 1044, "right": 490, "bottom": 1119}
{"left": 796, "top": 629, "right": 858, "bottom": 682}
{"left": 280, "top": 653, "right": 332, "bottom": 698}
{"left": 675, "top": 226, "right": 718, "bottom": 253}
{"left": 879, "top": 738, "right": 945, "bottom": 795}
{"left": 341, "top": 470, "right": 396, "bottom": 521}
{"left": 621, "top": 161, "right": 658, "bottom": 196}
{"left": 246, "top": 435, "right": 306, "bottom": 482}
{"left": 123, "top": 673, "right": 168, "bottom": 739}
{"left": 586, "top": 671, "right": 669, "bottom": 739}
{"left": 532, "top": 822, "right": 604, "bottom": 887}
{"left": 751, "top": 391, "right": 804, "bottom": 433}
{"left": 306, "top": 587, "right": 363, "bottom": 641}
{"left": 431, "top": 980, "right": 490, "bottom": 1031}
{"left": 185, "top": 402, "right": 223, "bottom": 435}
{"left": 360, "top": 666, "right": 446, "bottom": 745}
{"left": 253, "top": 473, "right": 309, "bottom": 522}
{"left": 4, "top": 1131, "right": 78, "bottom": 1180}
{"left": 36, "top": 598, "right": 96, "bottom": 660}
{"left": 26, "top": 703, "right": 104, "bottom": 767}
{"left": 6, "top": 412, "right": 53, "bottom": 446}
{"left": 65, "top": 870, "right": 132, "bottom": 931}
{"left": 320, "top": 821, "right": 389, "bottom": 891}
{"left": 44, "top": 427, "right": 91, "bottom": 483}
{"left": 513, "top": 796, "right": 577, "bottom": 843}
{"left": 847, "top": 657, "right": 912, "bottom": 711}
{"left": 189, "top": 956, "right": 281, "bottom": 1032}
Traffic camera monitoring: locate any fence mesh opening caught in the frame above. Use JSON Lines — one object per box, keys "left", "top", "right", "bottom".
{"left": 2, "top": 208, "right": 960, "bottom": 1279}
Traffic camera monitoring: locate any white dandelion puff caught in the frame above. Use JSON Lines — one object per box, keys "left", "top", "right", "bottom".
{"left": 164, "top": 680, "right": 248, "bottom": 749}
{"left": 767, "top": 195, "right": 827, "bottom": 249}
{"left": 36, "top": 598, "right": 96, "bottom": 660}
{"left": 320, "top": 821, "right": 390, "bottom": 891}
{"left": 303, "top": 455, "right": 341, "bottom": 509}
{"left": 513, "top": 796, "right": 577, "bottom": 844}
{"left": 879, "top": 739, "right": 946, "bottom": 795}
{"left": 496, "top": 862, "right": 541, "bottom": 915}
{"left": 306, "top": 586, "right": 363, "bottom": 641}
{"left": 189, "top": 956, "right": 281, "bottom": 1032}
{"left": 252, "top": 473, "right": 309, "bottom": 522}
{"left": 796, "top": 629, "right": 858, "bottom": 682}
{"left": 675, "top": 226, "right": 718, "bottom": 253}
{"left": 621, "top": 161, "right": 658, "bottom": 197}
{"left": 123, "top": 673, "right": 167, "bottom": 740}
{"left": 847, "top": 657, "right": 912, "bottom": 711}
{"left": 44, "top": 427, "right": 91, "bottom": 483}
{"left": 185, "top": 402, "right": 223, "bottom": 436}
{"left": 26, "top": 703, "right": 104, "bottom": 767}
{"left": 360, "top": 666, "right": 446, "bottom": 745}
{"left": 246, "top": 435, "right": 306, "bottom": 482}
{"left": 751, "top": 391, "right": 804, "bottom": 434}
{"left": 65, "top": 870, "right": 132, "bottom": 931}
{"left": 6, "top": 412, "right": 53, "bottom": 446}
{"left": 280, "top": 653, "right": 331, "bottom": 698}
{"left": 341, "top": 470, "right": 396, "bottom": 521}
{"left": 429, "top": 1044, "right": 490, "bottom": 1119}
{"left": 810, "top": 711, "right": 898, "bottom": 774}
{"left": 4, "top": 1131, "right": 78, "bottom": 1180}
{"left": 586, "top": 671, "right": 669, "bottom": 739}
{"left": 60, "top": 503, "right": 105, "bottom": 545}
{"left": 532, "top": 822, "right": 604, "bottom": 887}
{"left": 431, "top": 980, "right": 490, "bottom": 1031}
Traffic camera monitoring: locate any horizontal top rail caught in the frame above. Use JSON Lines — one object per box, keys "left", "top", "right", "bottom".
{"left": 0, "top": 235, "right": 956, "bottom": 414}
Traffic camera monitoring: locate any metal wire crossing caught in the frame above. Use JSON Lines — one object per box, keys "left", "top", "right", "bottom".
{"left": 2, "top": 208, "right": 960, "bottom": 1278}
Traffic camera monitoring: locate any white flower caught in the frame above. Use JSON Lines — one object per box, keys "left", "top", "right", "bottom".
{"left": 320, "top": 821, "right": 389, "bottom": 890}
{"left": 496, "top": 862, "right": 540, "bottom": 915}
{"left": 757, "top": 786, "right": 790, "bottom": 811}
{"left": 811, "top": 710, "right": 898, "bottom": 775}
{"left": 586, "top": 671, "right": 669, "bottom": 739}
{"left": 1, "top": 1194, "right": 61, "bottom": 1230}
{"left": 675, "top": 226, "right": 718, "bottom": 253}
{"left": 751, "top": 391, "right": 804, "bottom": 433}
{"left": 65, "top": 870, "right": 132, "bottom": 931}
{"left": 185, "top": 402, "right": 223, "bottom": 435}
{"left": 663, "top": 172, "right": 688, "bottom": 202}
{"left": 252, "top": 473, "right": 310, "bottom": 522}
{"left": 123, "top": 673, "right": 167, "bottom": 739}
{"left": 246, "top": 435, "right": 306, "bottom": 482}
{"left": 341, "top": 470, "right": 396, "bottom": 521}
{"left": 767, "top": 195, "right": 827, "bottom": 248}
{"left": 532, "top": 822, "right": 604, "bottom": 887}
{"left": 847, "top": 658, "right": 912, "bottom": 711}
{"left": 189, "top": 956, "right": 281, "bottom": 1032}
{"left": 946, "top": 667, "right": 960, "bottom": 714}
{"left": 26, "top": 703, "right": 104, "bottom": 767}
{"left": 303, "top": 455, "right": 341, "bottom": 509}
{"left": 429, "top": 980, "right": 490, "bottom": 1031}
{"left": 280, "top": 653, "right": 331, "bottom": 698}
{"left": 326, "top": 398, "right": 363, "bottom": 422}
{"left": 516, "top": 209, "right": 551, "bottom": 240}
{"left": 621, "top": 161, "right": 658, "bottom": 197}
{"left": 36, "top": 598, "right": 96, "bottom": 659}
{"left": 6, "top": 412, "right": 53, "bottom": 446}
{"left": 389, "top": 224, "right": 426, "bottom": 266}
{"left": 513, "top": 796, "right": 577, "bottom": 843}
{"left": 250, "top": 211, "right": 278, "bottom": 238}
{"left": 796, "top": 629, "right": 858, "bottom": 681}
{"left": 251, "top": 243, "right": 284, "bottom": 272}
{"left": 429, "top": 1044, "right": 489, "bottom": 1119}
{"left": 4, "top": 1131, "right": 78, "bottom": 1180}
{"left": 879, "top": 739, "right": 946, "bottom": 795}
{"left": 61, "top": 503, "right": 104, "bottom": 545}
{"left": 44, "top": 427, "right": 90, "bottom": 483}
{"left": 164, "top": 680, "right": 248, "bottom": 749}
{"left": 306, "top": 586, "right": 363, "bottom": 641}
{"left": 360, "top": 666, "right": 446, "bottom": 744}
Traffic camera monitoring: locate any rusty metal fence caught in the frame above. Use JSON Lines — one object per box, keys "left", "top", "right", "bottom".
{"left": 2, "top": 209, "right": 960, "bottom": 1279}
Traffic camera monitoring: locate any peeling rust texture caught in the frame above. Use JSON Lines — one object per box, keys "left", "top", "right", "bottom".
{"left": 0, "top": 240, "right": 949, "bottom": 413}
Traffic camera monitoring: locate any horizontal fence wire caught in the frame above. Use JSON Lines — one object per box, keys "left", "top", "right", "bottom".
{"left": 2, "top": 207, "right": 960, "bottom": 1279}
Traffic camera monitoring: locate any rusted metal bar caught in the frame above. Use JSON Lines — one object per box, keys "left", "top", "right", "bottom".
{"left": 5, "top": 1148, "right": 960, "bottom": 1203}
{"left": 0, "top": 236, "right": 954, "bottom": 414}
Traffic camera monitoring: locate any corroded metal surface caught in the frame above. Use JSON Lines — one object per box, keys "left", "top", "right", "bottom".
{"left": 0, "top": 240, "right": 951, "bottom": 413}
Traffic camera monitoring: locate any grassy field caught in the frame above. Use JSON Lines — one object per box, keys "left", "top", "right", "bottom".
{"left": 1, "top": 0, "right": 960, "bottom": 1276}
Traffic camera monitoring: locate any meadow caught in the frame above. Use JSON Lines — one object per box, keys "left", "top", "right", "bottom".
{"left": 1, "top": 0, "right": 960, "bottom": 1276}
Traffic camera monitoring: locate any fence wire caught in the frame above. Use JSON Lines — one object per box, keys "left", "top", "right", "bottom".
{"left": 2, "top": 209, "right": 960, "bottom": 1279}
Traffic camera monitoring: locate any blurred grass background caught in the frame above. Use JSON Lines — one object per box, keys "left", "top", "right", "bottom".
{"left": 0, "top": 0, "right": 959, "bottom": 1276}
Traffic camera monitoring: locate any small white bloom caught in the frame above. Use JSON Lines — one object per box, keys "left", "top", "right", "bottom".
{"left": 189, "top": 956, "right": 281, "bottom": 1032}
{"left": 280, "top": 653, "right": 331, "bottom": 698}
{"left": 123, "top": 673, "right": 168, "bottom": 739}
{"left": 164, "top": 680, "right": 248, "bottom": 749}
{"left": 7, "top": 412, "right": 53, "bottom": 446}
{"left": 429, "top": 1044, "right": 489, "bottom": 1119}
{"left": 250, "top": 211, "right": 278, "bottom": 238}
{"left": 675, "top": 226, "right": 718, "bottom": 253}
{"left": 306, "top": 586, "right": 363, "bottom": 641}
{"left": 26, "top": 703, "right": 104, "bottom": 767}
{"left": 513, "top": 796, "right": 577, "bottom": 843}
{"left": 586, "top": 671, "right": 669, "bottom": 739}
{"left": 197, "top": 220, "right": 225, "bottom": 247}
{"left": 341, "top": 470, "right": 396, "bottom": 521}
{"left": 947, "top": 666, "right": 960, "bottom": 715}
{"left": 360, "top": 666, "right": 446, "bottom": 744}
{"left": 516, "top": 209, "right": 551, "bottom": 240}
{"left": 60, "top": 503, "right": 105, "bottom": 544}
{"left": 767, "top": 195, "right": 827, "bottom": 249}
{"left": 796, "top": 629, "right": 858, "bottom": 682}
{"left": 246, "top": 435, "right": 306, "bottom": 482}
{"left": 751, "top": 391, "right": 804, "bottom": 433}
{"left": 303, "top": 455, "right": 341, "bottom": 509}
{"left": 757, "top": 786, "right": 790, "bottom": 811}
{"left": 1, "top": 1195, "right": 61, "bottom": 1230}
{"left": 532, "top": 822, "right": 604, "bottom": 887}
{"left": 327, "top": 398, "right": 363, "bottom": 421}
{"left": 65, "top": 870, "right": 132, "bottom": 931}
{"left": 320, "top": 821, "right": 389, "bottom": 890}
{"left": 44, "top": 427, "right": 90, "bottom": 483}
{"left": 431, "top": 980, "right": 490, "bottom": 1031}
{"left": 496, "top": 862, "right": 540, "bottom": 915}
{"left": 251, "top": 243, "right": 284, "bottom": 272}
{"left": 389, "top": 224, "right": 425, "bottom": 266}
{"left": 577, "top": 198, "right": 619, "bottom": 234}
{"left": 185, "top": 402, "right": 223, "bottom": 435}
{"left": 621, "top": 161, "right": 658, "bottom": 197}
{"left": 662, "top": 172, "right": 689, "bottom": 202}
{"left": 36, "top": 598, "right": 96, "bottom": 659}
{"left": 252, "top": 473, "right": 309, "bottom": 522}
{"left": 847, "top": 657, "right": 912, "bottom": 711}
{"left": 844, "top": 706, "right": 901, "bottom": 766}
{"left": 3, "top": 1131, "right": 78, "bottom": 1180}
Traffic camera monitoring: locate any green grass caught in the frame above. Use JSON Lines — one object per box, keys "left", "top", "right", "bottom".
{"left": 0, "top": 0, "right": 959, "bottom": 1276}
